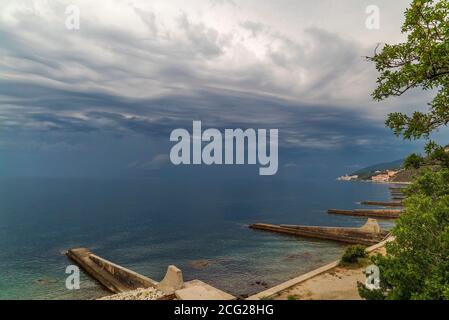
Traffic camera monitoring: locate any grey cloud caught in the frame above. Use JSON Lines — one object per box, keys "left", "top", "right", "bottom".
{"left": 240, "top": 21, "right": 266, "bottom": 37}
{"left": 0, "top": 74, "right": 393, "bottom": 151}
{"left": 0, "top": 0, "right": 420, "bottom": 157}
{"left": 28, "top": 113, "right": 97, "bottom": 133}
{"left": 177, "top": 13, "right": 228, "bottom": 58}
{"left": 133, "top": 8, "right": 158, "bottom": 36}
{"left": 209, "top": 0, "right": 236, "bottom": 7}
{"left": 267, "top": 27, "right": 364, "bottom": 97}
{"left": 0, "top": 0, "right": 382, "bottom": 107}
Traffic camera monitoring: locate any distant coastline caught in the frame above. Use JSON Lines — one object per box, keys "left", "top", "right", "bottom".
{"left": 337, "top": 159, "right": 414, "bottom": 184}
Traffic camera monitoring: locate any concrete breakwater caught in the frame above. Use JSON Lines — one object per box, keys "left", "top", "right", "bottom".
{"left": 389, "top": 186, "right": 406, "bottom": 191}
{"left": 249, "top": 219, "right": 389, "bottom": 246}
{"left": 66, "top": 248, "right": 236, "bottom": 300}
{"left": 66, "top": 248, "right": 159, "bottom": 294}
{"left": 327, "top": 208, "right": 403, "bottom": 219}
{"left": 359, "top": 200, "right": 403, "bottom": 207}
{"left": 390, "top": 192, "right": 405, "bottom": 197}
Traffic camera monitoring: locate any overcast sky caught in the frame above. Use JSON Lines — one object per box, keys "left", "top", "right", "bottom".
{"left": 0, "top": 0, "right": 434, "bottom": 178}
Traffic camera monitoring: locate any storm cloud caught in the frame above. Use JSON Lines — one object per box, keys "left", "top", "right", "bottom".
{"left": 0, "top": 0, "right": 426, "bottom": 177}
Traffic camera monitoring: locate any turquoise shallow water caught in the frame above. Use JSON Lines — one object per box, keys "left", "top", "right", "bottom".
{"left": 0, "top": 177, "right": 394, "bottom": 300}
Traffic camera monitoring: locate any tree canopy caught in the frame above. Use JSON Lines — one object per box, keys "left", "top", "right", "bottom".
{"left": 360, "top": 0, "right": 449, "bottom": 300}
{"left": 369, "top": 0, "right": 449, "bottom": 141}
{"left": 359, "top": 170, "right": 449, "bottom": 300}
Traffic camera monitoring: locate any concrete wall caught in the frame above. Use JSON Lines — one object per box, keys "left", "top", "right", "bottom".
{"left": 89, "top": 254, "right": 158, "bottom": 289}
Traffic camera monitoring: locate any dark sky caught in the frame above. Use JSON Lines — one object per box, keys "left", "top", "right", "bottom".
{"left": 0, "top": 0, "right": 438, "bottom": 179}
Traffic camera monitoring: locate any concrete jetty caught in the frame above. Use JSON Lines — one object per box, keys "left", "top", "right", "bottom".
{"left": 390, "top": 191, "right": 405, "bottom": 196}
{"left": 390, "top": 191, "right": 406, "bottom": 200}
{"left": 249, "top": 219, "right": 389, "bottom": 245}
{"left": 359, "top": 201, "right": 403, "bottom": 207}
{"left": 389, "top": 186, "right": 406, "bottom": 190}
{"left": 328, "top": 208, "right": 402, "bottom": 219}
{"left": 66, "top": 248, "right": 236, "bottom": 300}
{"left": 66, "top": 248, "right": 158, "bottom": 293}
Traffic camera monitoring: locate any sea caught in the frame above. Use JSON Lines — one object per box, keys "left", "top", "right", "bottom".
{"left": 0, "top": 177, "right": 394, "bottom": 299}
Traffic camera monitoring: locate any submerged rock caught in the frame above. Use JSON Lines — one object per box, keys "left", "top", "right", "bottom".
{"left": 188, "top": 260, "right": 211, "bottom": 269}
{"left": 284, "top": 252, "right": 312, "bottom": 261}
{"left": 35, "top": 277, "right": 58, "bottom": 285}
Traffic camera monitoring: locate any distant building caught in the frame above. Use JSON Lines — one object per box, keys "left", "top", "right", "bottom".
{"left": 371, "top": 174, "right": 389, "bottom": 182}
{"left": 387, "top": 170, "right": 396, "bottom": 177}
{"left": 338, "top": 174, "right": 358, "bottom": 181}
{"left": 371, "top": 170, "right": 397, "bottom": 182}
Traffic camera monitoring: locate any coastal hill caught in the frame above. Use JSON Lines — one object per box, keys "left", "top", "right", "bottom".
{"left": 351, "top": 159, "right": 404, "bottom": 180}
{"left": 338, "top": 159, "right": 405, "bottom": 182}
{"left": 342, "top": 148, "right": 448, "bottom": 183}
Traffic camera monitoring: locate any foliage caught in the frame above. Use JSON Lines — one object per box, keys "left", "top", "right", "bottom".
{"left": 368, "top": 0, "right": 449, "bottom": 167}
{"left": 406, "top": 168, "right": 449, "bottom": 197}
{"left": 404, "top": 153, "right": 425, "bottom": 169}
{"left": 364, "top": 0, "right": 449, "bottom": 300}
{"left": 425, "top": 141, "right": 449, "bottom": 166}
{"left": 357, "top": 282, "right": 387, "bottom": 300}
{"left": 369, "top": 0, "right": 449, "bottom": 141}
{"left": 360, "top": 170, "right": 449, "bottom": 300}
{"left": 341, "top": 245, "right": 367, "bottom": 264}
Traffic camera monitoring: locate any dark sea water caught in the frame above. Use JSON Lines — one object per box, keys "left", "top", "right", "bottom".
{"left": 0, "top": 177, "right": 394, "bottom": 300}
